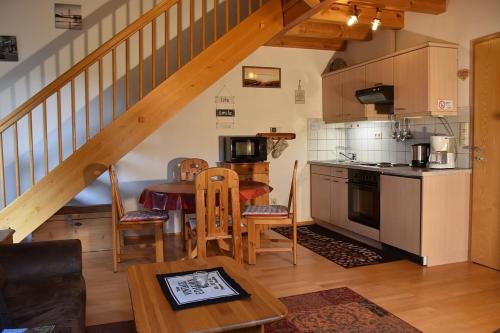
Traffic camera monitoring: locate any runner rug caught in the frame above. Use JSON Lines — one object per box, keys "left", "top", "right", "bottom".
{"left": 273, "top": 224, "right": 399, "bottom": 268}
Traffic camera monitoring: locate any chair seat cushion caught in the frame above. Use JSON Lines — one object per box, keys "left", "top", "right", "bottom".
{"left": 120, "top": 210, "right": 169, "bottom": 222}
{"left": 187, "top": 215, "right": 235, "bottom": 231}
{"left": 242, "top": 205, "right": 289, "bottom": 217}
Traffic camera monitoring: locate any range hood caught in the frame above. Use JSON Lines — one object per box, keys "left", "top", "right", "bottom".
{"left": 355, "top": 85, "right": 394, "bottom": 104}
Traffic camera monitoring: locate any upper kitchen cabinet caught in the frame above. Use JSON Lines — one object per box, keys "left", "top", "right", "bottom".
{"left": 366, "top": 57, "right": 394, "bottom": 87}
{"left": 394, "top": 44, "right": 458, "bottom": 117}
{"left": 322, "top": 72, "right": 342, "bottom": 123}
{"left": 322, "top": 42, "right": 458, "bottom": 123}
{"left": 342, "top": 66, "right": 366, "bottom": 121}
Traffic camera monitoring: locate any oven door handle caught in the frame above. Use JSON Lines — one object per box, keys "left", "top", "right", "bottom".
{"left": 347, "top": 181, "right": 379, "bottom": 191}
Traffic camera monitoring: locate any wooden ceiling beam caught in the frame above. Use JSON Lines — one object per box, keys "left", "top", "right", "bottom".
{"left": 266, "top": 36, "right": 347, "bottom": 51}
{"left": 286, "top": 21, "right": 372, "bottom": 41}
{"left": 311, "top": 4, "right": 404, "bottom": 29}
{"left": 331, "top": 0, "right": 446, "bottom": 14}
{"left": 282, "top": 0, "right": 337, "bottom": 28}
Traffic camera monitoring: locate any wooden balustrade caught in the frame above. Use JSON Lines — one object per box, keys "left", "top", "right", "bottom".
{"left": 0, "top": 0, "right": 267, "bottom": 209}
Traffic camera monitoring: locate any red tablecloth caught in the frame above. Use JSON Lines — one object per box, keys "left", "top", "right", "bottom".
{"left": 139, "top": 180, "right": 273, "bottom": 212}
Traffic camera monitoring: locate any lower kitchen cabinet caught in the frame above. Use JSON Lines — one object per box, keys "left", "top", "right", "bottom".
{"left": 310, "top": 163, "right": 470, "bottom": 267}
{"left": 311, "top": 166, "right": 348, "bottom": 227}
{"left": 311, "top": 173, "right": 331, "bottom": 223}
{"left": 330, "top": 177, "right": 348, "bottom": 228}
{"left": 380, "top": 175, "right": 422, "bottom": 255}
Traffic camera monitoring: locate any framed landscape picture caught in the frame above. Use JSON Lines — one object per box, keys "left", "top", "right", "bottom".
{"left": 242, "top": 66, "right": 281, "bottom": 88}
{"left": 55, "top": 3, "right": 82, "bottom": 30}
{"left": 0, "top": 36, "right": 19, "bottom": 61}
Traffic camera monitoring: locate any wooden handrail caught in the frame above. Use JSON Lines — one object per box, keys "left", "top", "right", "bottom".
{"left": 0, "top": 0, "right": 178, "bottom": 133}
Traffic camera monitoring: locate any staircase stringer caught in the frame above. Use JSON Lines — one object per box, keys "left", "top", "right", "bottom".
{"left": 0, "top": 0, "right": 284, "bottom": 243}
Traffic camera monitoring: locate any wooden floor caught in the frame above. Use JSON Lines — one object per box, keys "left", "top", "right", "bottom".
{"left": 83, "top": 231, "right": 500, "bottom": 333}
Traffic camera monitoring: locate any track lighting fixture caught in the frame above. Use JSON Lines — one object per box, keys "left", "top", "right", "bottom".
{"left": 347, "top": 5, "right": 359, "bottom": 26}
{"left": 371, "top": 9, "right": 381, "bottom": 31}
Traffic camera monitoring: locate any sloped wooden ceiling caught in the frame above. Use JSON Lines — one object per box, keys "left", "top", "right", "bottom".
{"left": 267, "top": 0, "right": 447, "bottom": 50}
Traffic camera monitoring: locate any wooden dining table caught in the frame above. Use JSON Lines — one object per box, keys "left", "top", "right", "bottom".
{"left": 139, "top": 180, "right": 273, "bottom": 212}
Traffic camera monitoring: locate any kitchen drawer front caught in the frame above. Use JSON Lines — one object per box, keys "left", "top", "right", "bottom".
{"left": 331, "top": 167, "right": 348, "bottom": 178}
{"left": 311, "top": 165, "right": 332, "bottom": 176}
{"left": 221, "top": 162, "right": 269, "bottom": 175}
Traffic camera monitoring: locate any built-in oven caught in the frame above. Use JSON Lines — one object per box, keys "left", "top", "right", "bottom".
{"left": 221, "top": 136, "right": 267, "bottom": 163}
{"left": 348, "top": 169, "right": 380, "bottom": 230}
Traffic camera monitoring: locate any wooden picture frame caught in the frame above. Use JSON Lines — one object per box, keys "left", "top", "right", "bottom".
{"left": 242, "top": 66, "right": 281, "bottom": 88}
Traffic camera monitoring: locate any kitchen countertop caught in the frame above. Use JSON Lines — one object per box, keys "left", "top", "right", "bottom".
{"left": 308, "top": 160, "right": 472, "bottom": 178}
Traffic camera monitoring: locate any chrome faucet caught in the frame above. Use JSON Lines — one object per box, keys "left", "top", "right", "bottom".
{"left": 339, "top": 152, "right": 357, "bottom": 161}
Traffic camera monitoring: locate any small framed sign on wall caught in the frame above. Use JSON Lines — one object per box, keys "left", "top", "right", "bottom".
{"left": 242, "top": 66, "right": 281, "bottom": 88}
{"left": 55, "top": 3, "right": 82, "bottom": 30}
{"left": 0, "top": 36, "right": 19, "bottom": 61}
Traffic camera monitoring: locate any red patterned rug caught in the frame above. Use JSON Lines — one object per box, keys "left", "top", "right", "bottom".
{"left": 264, "top": 287, "right": 421, "bottom": 333}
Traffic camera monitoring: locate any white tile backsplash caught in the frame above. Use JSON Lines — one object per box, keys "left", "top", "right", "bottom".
{"left": 307, "top": 113, "right": 471, "bottom": 168}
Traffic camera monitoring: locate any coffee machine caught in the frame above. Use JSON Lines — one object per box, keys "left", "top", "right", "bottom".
{"left": 428, "top": 136, "right": 456, "bottom": 169}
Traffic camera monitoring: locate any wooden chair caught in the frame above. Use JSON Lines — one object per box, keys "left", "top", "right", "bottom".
{"left": 242, "top": 160, "right": 298, "bottom": 265}
{"left": 179, "top": 158, "right": 209, "bottom": 250}
{"left": 186, "top": 168, "right": 243, "bottom": 264}
{"left": 180, "top": 158, "right": 209, "bottom": 181}
{"left": 109, "top": 165, "right": 168, "bottom": 272}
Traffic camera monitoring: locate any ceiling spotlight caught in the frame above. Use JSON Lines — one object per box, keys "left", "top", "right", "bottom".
{"left": 371, "top": 9, "right": 381, "bottom": 31}
{"left": 347, "top": 6, "right": 359, "bottom": 26}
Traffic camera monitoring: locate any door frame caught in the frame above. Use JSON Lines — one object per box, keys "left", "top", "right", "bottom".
{"left": 469, "top": 31, "right": 500, "bottom": 264}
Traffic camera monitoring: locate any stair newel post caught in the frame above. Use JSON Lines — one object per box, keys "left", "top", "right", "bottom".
{"left": 213, "top": 0, "right": 218, "bottom": 41}
{"left": 42, "top": 101, "right": 49, "bottom": 175}
{"left": 84, "top": 69, "right": 90, "bottom": 141}
{"left": 13, "top": 122, "right": 20, "bottom": 197}
{"left": 98, "top": 58, "right": 104, "bottom": 130}
{"left": 139, "top": 28, "right": 144, "bottom": 99}
{"left": 112, "top": 48, "right": 117, "bottom": 120}
{"left": 177, "top": 0, "right": 182, "bottom": 69}
{"left": 28, "top": 111, "right": 35, "bottom": 186}
{"left": 0, "top": 133, "right": 5, "bottom": 208}
{"left": 152, "top": 18, "right": 157, "bottom": 89}
{"left": 202, "top": 0, "right": 206, "bottom": 49}
{"left": 71, "top": 79, "right": 76, "bottom": 152}
{"left": 125, "top": 39, "right": 130, "bottom": 109}
{"left": 56, "top": 90, "right": 62, "bottom": 163}
{"left": 190, "top": 0, "right": 194, "bottom": 60}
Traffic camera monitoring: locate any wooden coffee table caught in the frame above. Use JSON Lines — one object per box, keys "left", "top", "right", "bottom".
{"left": 128, "top": 256, "right": 287, "bottom": 333}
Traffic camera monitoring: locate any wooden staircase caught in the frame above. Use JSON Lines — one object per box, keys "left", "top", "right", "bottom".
{"left": 0, "top": 0, "right": 284, "bottom": 242}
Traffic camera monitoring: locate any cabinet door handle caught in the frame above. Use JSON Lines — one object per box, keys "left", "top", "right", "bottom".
{"left": 394, "top": 107, "right": 406, "bottom": 111}
{"left": 332, "top": 180, "right": 339, "bottom": 183}
{"left": 323, "top": 177, "right": 330, "bottom": 181}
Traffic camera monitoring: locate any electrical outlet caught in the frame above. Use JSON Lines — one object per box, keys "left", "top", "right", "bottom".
{"left": 270, "top": 198, "right": 278, "bottom": 205}
{"left": 374, "top": 132, "right": 382, "bottom": 139}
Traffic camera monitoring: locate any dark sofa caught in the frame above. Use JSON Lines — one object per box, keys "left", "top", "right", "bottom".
{"left": 0, "top": 239, "right": 86, "bottom": 333}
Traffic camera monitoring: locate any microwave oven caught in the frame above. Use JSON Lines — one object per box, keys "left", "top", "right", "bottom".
{"left": 221, "top": 136, "right": 267, "bottom": 163}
